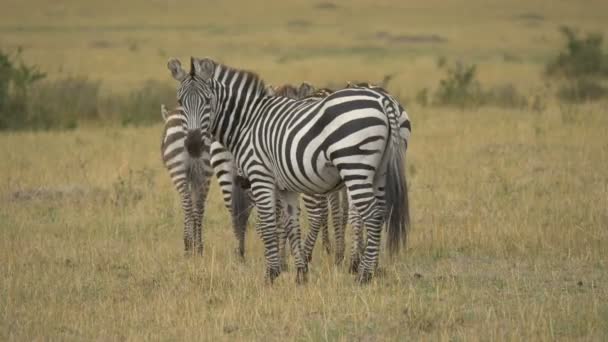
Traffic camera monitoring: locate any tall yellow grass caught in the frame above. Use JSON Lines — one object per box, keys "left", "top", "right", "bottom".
{"left": 1, "top": 0, "right": 607, "bottom": 340}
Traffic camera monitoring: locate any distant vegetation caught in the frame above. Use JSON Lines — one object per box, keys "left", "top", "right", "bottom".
{"left": 1, "top": 26, "right": 607, "bottom": 131}
{"left": 545, "top": 26, "right": 608, "bottom": 103}
{"left": 0, "top": 48, "right": 174, "bottom": 131}
{"left": 415, "top": 60, "right": 531, "bottom": 110}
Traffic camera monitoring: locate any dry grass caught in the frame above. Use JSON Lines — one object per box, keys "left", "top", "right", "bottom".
{"left": 1, "top": 105, "right": 607, "bottom": 340}
{"left": 1, "top": 0, "right": 608, "bottom": 340}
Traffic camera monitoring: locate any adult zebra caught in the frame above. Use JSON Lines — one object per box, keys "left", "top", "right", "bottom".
{"left": 160, "top": 104, "right": 251, "bottom": 257}
{"left": 160, "top": 82, "right": 319, "bottom": 263}
{"left": 167, "top": 57, "right": 411, "bottom": 284}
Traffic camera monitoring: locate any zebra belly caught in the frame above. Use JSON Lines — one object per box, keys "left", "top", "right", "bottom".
{"left": 274, "top": 161, "right": 342, "bottom": 195}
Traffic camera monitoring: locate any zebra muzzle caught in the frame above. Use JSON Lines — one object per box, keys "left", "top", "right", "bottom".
{"left": 185, "top": 129, "right": 204, "bottom": 158}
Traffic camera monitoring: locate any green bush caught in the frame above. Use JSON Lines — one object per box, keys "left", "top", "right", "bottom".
{"left": 104, "top": 80, "right": 175, "bottom": 126}
{"left": 429, "top": 61, "right": 530, "bottom": 109}
{"left": 556, "top": 79, "right": 607, "bottom": 103}
{"left": 483, "top": 84, "right": 529, "bottom": 109}
{"left": 546, "top": 26, "right": 608, "bottom": 79}
{"left": 0, "top": 48, "right": 46, "bottom": 130}
{"left": 27, "top": 78, "right": 101, "bottom": 130}
{"left": 434, "top": 62, "right": 483, "bottom": 108}
{"left": 546, "top": 27, "right": 608, "bottom": 103}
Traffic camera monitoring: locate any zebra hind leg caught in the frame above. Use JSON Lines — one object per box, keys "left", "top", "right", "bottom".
{"left": 275, "top": 198, "right": 291, "bottom": 271}
{"left": 280, "top": 190, "right": 308, "bottom": 284}
{"left": 343, "top": 179, "right": 384, "bottom": 284}
{"left": 302, "top": 194, "right": 328, "bottom": 263}
{"left": 331, "top": 189, "right": 347, "bottom": 265}
{"left": 348, "top": 203, "right": 365, "bottom": 274}
{"left": 321, "top": 195, "right": 332, "bottom": 255}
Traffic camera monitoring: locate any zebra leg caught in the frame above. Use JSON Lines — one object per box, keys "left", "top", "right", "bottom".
{"left": 279, "top": 190, "right": 308, "bottom": 284}
{"left": 192, "top": 176, "right": 211, "bottom": 256}
{"left": 348, "top": 203, "right": 365, "bottom": 273}
{"left": 276, "top": 197, "right": 290, "bottom": 271}
{"left": 211, "top": 142, "right": 252, "bottom": 260}
{"left": 179, "top": 189, "right": 195, "bottom": 254}
{"left": 343, "top": 177, "right": 385, "bottom": 284}
{"left": 321, "top": 196, "right": 332, "bottom": 255}
{"left": 330, "top": 189, "right": 347, "bottom": 264}
{"left": 302, "top": 194, "right": 328, "bottom": 263}
{"left": 250, "top": 184, "right": 282, "bottom": 283}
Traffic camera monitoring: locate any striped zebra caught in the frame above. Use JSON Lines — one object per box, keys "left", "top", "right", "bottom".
{"left": 273, "top": 83, "right": 381, "bottom": 272}
{"left": 268, "top": 84, "right": 345, "bottom": 263}
{"left": 167, "top": 57, "right": 411, "bottom": 284}
{"left": 160, "top": 104, "right": 251, "bottom": 257}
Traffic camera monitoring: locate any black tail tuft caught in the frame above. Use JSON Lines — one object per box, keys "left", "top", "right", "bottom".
{"left": 231, "top": 174, "right": 251, "bottom": 256}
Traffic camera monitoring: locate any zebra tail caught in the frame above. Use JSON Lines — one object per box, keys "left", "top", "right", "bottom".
{"left": 383, "top": 98, "right": 410, "bottom": 255}
{"left": 231, "top": 175, "right": 251, "bottom": 239}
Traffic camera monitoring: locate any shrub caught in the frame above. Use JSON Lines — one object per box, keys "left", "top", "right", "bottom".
{"left": 483, "top": 84, "right": 529, "bottom": 109}
{"left": 105, "top": 80, "right": 175, "bottom": 126}
{"left": 434, "top": 62, "right": 483, "bottom": 108}
{"left": 546, "top": 27, "right": 608, "bottom": 103}
{"left": 556, "top": 79, "right": 607, "bottom": 103}
{"left": 428, "top": 60, "right": 531, "bottom": 109}
{"left": 27, "top": 77, "right": 101, "bottom": 129}
{"left": 0, "top": 48, "right": 46, "bottom": 130}
{"left": 546, "top": 26, "right": 608, "bottom": 79}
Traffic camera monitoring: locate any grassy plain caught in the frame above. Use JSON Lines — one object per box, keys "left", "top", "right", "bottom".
{"left": 1, "top": 0, "right": 608, "bottom": 340}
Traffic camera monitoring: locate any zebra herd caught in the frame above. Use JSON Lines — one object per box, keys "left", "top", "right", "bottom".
{"left": 161, "top": 57, "right": 411, "bottom": 284}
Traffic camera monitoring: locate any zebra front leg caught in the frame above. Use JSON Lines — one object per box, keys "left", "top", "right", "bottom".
{"left": 250, "top": 185, "right": 282, "bottom": 283}
{"left": 179, "top": 189, "right": 195, "bottom": 254}
{"left": 302, "top": 194, "right": 328, "bottom": 263}
{"left": 280, "top": 190, "right": 308, "bottom": 284}
{"left": 192, "top": 177, "right": 211, "bottom": 256}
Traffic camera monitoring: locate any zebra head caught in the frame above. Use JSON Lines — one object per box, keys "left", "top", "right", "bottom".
{"left": 167, "top": 57, "right": 216, "bottom": 158}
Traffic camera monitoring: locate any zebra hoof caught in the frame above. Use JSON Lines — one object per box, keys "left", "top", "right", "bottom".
{"left": 280, "top": 262, "right": 289, "bottom": 272}
{"left": 323, "top": 244, "right": 332, "bottom": 255}
{"left": 265, "top": 267, "right": 281, "bottom": 285}
{"left": 304, "top": 253, "right": 313, "bottom": 263}
{"left": 295, "top": 267, "right": 308, "bottom": 285}
{"left": 357, "top": 270, "right": 373, "bottom": 284}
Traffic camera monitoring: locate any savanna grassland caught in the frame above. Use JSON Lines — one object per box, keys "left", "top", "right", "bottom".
{"left": 1, "top": 0, "right": 608, "bottom": 340}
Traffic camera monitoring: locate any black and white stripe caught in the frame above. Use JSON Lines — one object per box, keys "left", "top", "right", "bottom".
{"left": 160, "top": 61, "right": 252, "bottom": 257}
{"left": 168, "top": 57, "right": 411, "bottom": 284}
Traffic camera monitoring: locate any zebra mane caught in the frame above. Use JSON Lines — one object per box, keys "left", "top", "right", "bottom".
{"left": 212, "top": 61, "right": 269, "bottom": 96}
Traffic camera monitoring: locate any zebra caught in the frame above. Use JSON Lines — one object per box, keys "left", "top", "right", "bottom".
{"left": 286, "top": 82, "right": 407, "bottom": 273}
{"left": 167, "top": 57, "right": 411, "bottom": 284}
{"left": 160, "top": 104, "right": 251, "bottom": 257}
{"left": 267, "top": 83, "right": 343, "bottom": 262}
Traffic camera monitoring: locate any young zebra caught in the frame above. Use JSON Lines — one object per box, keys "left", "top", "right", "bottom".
{"left": 160, "top": 104, "right": 251, "bottom": 257}
{"left": 167, "top": 57, "right": 411, "bottom": 284}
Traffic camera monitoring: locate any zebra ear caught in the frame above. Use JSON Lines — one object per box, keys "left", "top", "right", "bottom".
{"left": 297, "top": 82, "right": 315, "bottom": 99}
{"left": 193, "top": 57, "right": 215, "bottom": 81}
{"left": 167, "top": 58, "right": 187, "bottom": 82}
{"left": 161, "top": 104, "right": 169, "bottom": 121}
